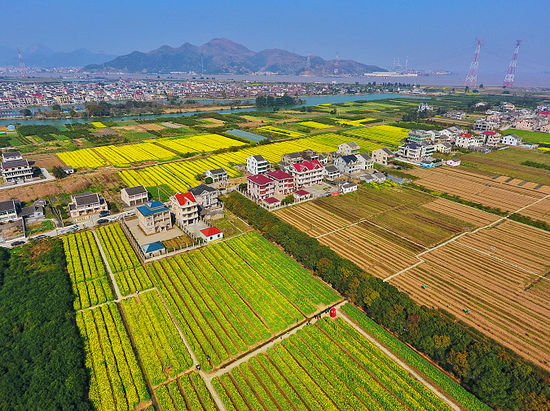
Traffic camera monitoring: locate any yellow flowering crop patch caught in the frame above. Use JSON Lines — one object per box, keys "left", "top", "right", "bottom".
{"left": 298, "top": 121, "right": 333, "bottom": 129}
{"left": 258, "top": 126, "right": 303, "bottom": 138}
{"left": 58, "top": 148, "right": 108, "bottom": 168}
{"left": 332, "top": 118, "right": 376, "bottom": 127}
{"left": 91, "top": 122, "right": 107, "bottom": 128}
{"left": 94, "top": 142, "right": 178, "bottom": 166}
{"left": 344, "top": 124, "right": 409, "bottom": 146}
{"left": 153, "top": 133, "right": 246, "bottom": 154}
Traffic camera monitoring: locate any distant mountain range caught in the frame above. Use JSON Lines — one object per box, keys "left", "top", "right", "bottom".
{"left": 84, "top": 38, "right": 386, "bottom": 76}
{"left": 0, "top": 44, "right": 117, "bottom": 68}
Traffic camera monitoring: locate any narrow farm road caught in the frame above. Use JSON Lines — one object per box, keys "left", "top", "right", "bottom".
{"left": 92, "top": 229, "right": 122, "bottom": 299}
{"left": 338, "top": 308, "right": 462, "bottom": 411}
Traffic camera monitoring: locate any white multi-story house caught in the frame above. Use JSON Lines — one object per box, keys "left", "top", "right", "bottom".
{"left": 482, "top": 131, "right": 501, "bottom": 146}
{"left": 397, "top": 142, "right": 434, "bottom": 161}
{"left": 246, "top": 155, "right": 270, "bottom": 174}
{"left": 121, "top": 185, "right": 149, "bottom": 207}
{"left": 372, "top": 148, "right": 395, "bottom": 166}
{"left": 205, "top": 168, "right": 228, "bottom": 182}
{"left": 500, "top": 134, "right": 522, "bottom": 146}
{"left": 334, "top": 155, "right": 362, "bottom": 174}
{"left": 137, "top": 201, "right": 173, "bottom": 235}
{"left": 189, "top": 184, "right": 220, "bottom": 210}
{"left": 515, "top": 119, "right": 535, "bottom": 131}
{"left": 356, "top": 153, "right": 374, "bottom": 170}
{"left": 68, "top": 192, "right": 108, "bottom": 218}
{"left": 455, "top": 133, "right": 482, "bottom": 149}
{"left": 473, "top": 119, "right": 498, "bottom": 131}
{"left": 324, "top": 165, "right": 340, "bottom": 179}
{"left": 285, "top": 160, "right": 324, "bottom": 189}
{"left": 0, "top": 200, "right": 19, "bottom": 221}
{"left": 434, "top": 142, "right": 452, "bottom": 153}
{"left": 170, "top": 192, "right": 199, "bottom": 226}
{"left": 337, "top": 142, "right": 361, "bottom": 156}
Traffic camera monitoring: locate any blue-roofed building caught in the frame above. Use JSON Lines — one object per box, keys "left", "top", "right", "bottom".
{"left": 226, "top": 129, "right": 268, "bottom": 142}
{"left": 137, "top": 201, "right": 173, "bottom": 235}
{"left": 142, "top": 241, "right": 166, "bottom": 258}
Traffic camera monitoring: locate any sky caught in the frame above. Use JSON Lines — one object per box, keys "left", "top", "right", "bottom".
{"left": 2, "top": 0, "right": 549, "bottom": 74}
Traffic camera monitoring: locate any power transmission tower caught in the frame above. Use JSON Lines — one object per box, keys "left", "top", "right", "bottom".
{"left": 17, "top": 47, "right": 27, "bottom": 78}
{"left": 503, "top": 40, "right": 522, "bottom": 88}
{"left": 464, "top": 38, "right": 483, "bottom": 88}
{"left": 334, "top": 52, "right": 339, "bottom": 76}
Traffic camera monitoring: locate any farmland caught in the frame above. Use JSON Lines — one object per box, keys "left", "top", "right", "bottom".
{"left": 76, "top": 303, "right": 150, "bottom": 411}
{"left": 146, "top": 232, "right": 339, "bottom": 371}
{"left": 156, "top": 374, "right": 217, "bottom": 411}
{"left": 122, "top": 291, "right": 193, "bottom": 386}
{"left": 297, "top": 120, "right": 334, "bottom": 129}
{"left": 332, "top": 117, "right": 376, "bottom": 126}
{"left": 94, "top": 142, "right": 179, "bottom": 166}
{"left": 389, "top": 220, "right": 550, "bottom": 371}
{"left": 213, "top": 315, "right": 459, "bottom": 411}
{"left": 96, "top": 224, "right": 141, "bottom": 273}
{"left": 257, "top": 126, "right": 303, "bottom": 137}
{"left": 63, "top": 231, "right": 114, "bottom": 310}
{"left": 153, "top": 133, "right": 246, "bottom": 154}
{"left": 58, "top": 148, "right": 109, "bottom": 168}
{"left": 344, "top": 124, "right": 410, "bottom": 146}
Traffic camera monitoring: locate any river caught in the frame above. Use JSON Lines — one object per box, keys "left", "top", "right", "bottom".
{"left": 0, "top": 93, "right": 406, "bottom": 126}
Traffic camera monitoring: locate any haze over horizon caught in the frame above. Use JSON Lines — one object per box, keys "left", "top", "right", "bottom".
{"left": 2, "top": 0, "right": 549, "bottom": 74}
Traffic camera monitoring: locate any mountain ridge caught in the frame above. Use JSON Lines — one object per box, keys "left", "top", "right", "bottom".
{"left": 84, "top": 38, "right": 386, "bottom": 75}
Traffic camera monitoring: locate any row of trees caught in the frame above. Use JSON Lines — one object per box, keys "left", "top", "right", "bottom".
{"left": 255, "top": 94, "right": 304, "bottom": 108}
{"left": 0, "top": 239, "right": 91, "bottom": 410}
{"left": 223, "top": 191, "right": 550, "bottom": 411}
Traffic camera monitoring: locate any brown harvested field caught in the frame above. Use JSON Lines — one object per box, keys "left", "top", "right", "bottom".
{"left": 274, "top": 202, "right": 351, "bottom": 236}
{"left": 318, "top": 222, "right": 422, "bottom": 278}
{"left": 139, "top": 123, "right": 166, "bottom": 131}
{"left": 26, "top": 153, "right": 65, "bottom": 169}
{"left": 112, "top": 125, "right": 147, "bottom": 132}
{"left": 409, "top": 168, "right": 538, "bottom": 211}
{"left": 519, "top": 198, "right": 550, "bottom": 224}
{"left": 456, "top": 220, "right": 550, "bottom": 275}
{"left": 390, "top": 241, "right": 550, "bottom": 371}
{"left": 421, "top": 198, "right": 499, "bottom": 228}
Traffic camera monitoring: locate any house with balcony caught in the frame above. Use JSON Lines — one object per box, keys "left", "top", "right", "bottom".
{"left": 246, "top": 155, "right": 270, "bottom": 175}
{"left": 397, "top": 141, "right": 434, "bottom": 161}
{"left": 68, "top": 192, "right": 108, "bottom": 218}
{"left": 205, "top": 168, "right": 228, "bottom": 182}
{"left": 337, "top": 142, "right": 360, "bottom": 156}
{"left": 372, "top": 148, "right": 395, "bottom": 166}
{"left": 334, "top": 155, "right": 362, "bottom": 174}
{"left": 170, "top": 192, "right": 199, "bottom": 227}
{"left": 121, "top": 185, "right": 149, "bottom": 207}
{"left": 482, "top": 130, "right": 501, "bottom": 147}
{"left": 137, "top": 201, "right": 173, "bottom": 235}
{"left": 1, "top": 151, "right": 33, "bottom": 183}
{"left": 357, "top": 153, "right": 374, "bottom": 169}
{"left": 285, "top": 160, "right": 324, "bottom": 189}
{"left": 247, "top": 173, "right": 275, "bottom": 200}
{"left": 434, "top": 142, "right": 452, "bottom": 153}
{"left": 266, "top": 170, "right": 294, "bottom": 195}
{"left": 324, "top": 165, "right": 340, "bottom": 180}
{"left": 455, "top": 132, "right": 482, "bottom": 149}
{"left": 189, "top": 184, "right": 220, "bottom": 211}
{"left": 0, "top": 200, "right": 19, "bottom": 222}
{"left": 500, "top": 134, "right": 522, "bottom": 146}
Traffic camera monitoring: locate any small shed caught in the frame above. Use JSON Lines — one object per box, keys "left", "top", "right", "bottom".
{"left": 340, "top": 182, "right": 358, "bottom": 194}
{"left": 293, "top": 189, "right": 312, "bottom": 201}
{"left": 263, "top": 197, "right": 281, "bottom": 210}
{"left": 200, "top": 226, "right": 223, "bottom": 243}
{"left": 142, "top": 241, "right": 166, "bottom": 258}
{"left": 447, "top": 159, "right": 461, "bottom": 167}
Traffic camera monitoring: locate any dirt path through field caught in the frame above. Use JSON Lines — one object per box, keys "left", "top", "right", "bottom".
{"left": 338, "top": 308, "right": 462, "bottom": 411}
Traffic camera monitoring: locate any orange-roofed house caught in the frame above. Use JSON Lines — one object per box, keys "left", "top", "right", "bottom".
{"left": 170, "top": 192, "right": 199, "bottom": 227}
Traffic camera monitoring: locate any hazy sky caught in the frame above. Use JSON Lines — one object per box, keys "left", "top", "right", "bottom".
{"left": 2, "top": 0, "right": 549, "bottom": 73}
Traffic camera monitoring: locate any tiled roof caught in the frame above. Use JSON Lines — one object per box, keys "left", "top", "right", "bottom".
{"left": 201, "top": 227, "right": 222, "bottom": 237}
{"left": 247, "top": 174, "right": 273, "bottom": 185}
{"left": 174, "top": 192, "right": 197, "bottom": 206}
{"left": 292, "top": 159, "right": 322, "bottom": 172}
{"left": 266, "top": 170, "right": 293, "bottom": 181}
{"left": 295, "top": 189, "right": 310, "bottom": 196}
{"left": 263, "top": 197, "right": 280, "bottom": 204}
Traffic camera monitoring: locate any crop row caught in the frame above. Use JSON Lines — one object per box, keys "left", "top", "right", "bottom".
{"left": 116, "top": 266, "right": 153, "bottom": 296}
{"left": 122, "top": 291, "right": 193, "bottom": 386}
{"left": 227, "top": 232, "right": 340, "bottom": 313}
{"left": 344, "top": 124, "right": 409, "bottom": 146}
{"left": 63, "top": 231, "right": 105, "bottom": 282}
{"left": 153, "top": 133, "right": 246, "bottom": 154}
{"left": 156, "top": 374, "right": 217, "bottom": 411}
{"left": 74, "top": 276, "right": 114, "bottom": 310}
{"left": 76, "top": 303, "right": 149, "bottom": 411}
{"left": 298, "top": 121, "right": 333, "bottom": 129}
{"left": 214, "top": 316, "right": 456, "bottom": 411}
{"left": 309, "top": 132, "right": 386, "bottom": 153}
{"left": 332, "top": 117, "right": 376, "bottom": 127}
{"left": 258, "top": 126, "right": 303, "bottom": 137}
{"left": 341, "top": 304, "right": 492, "bottom": 411}
{"left": 94, "top": 142, "right": 179, "bottom": 166}
{"left": 58, "top": 147, "right": 108, "bottom": 168}
{"left": 96, "top": 224, "right": 141, "bottom": 273}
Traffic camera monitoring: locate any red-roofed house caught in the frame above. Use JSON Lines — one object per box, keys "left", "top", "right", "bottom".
{"left": 266, "top": 170, "right": 294, "bottom": 195}
{"left": 285, "top": 160, "right": 324, "bottom": 188}
{"left": 293, "top": 189, "right": 312, "bottom": 201}
{"left": 200, "top": 226, "right": 223, "bottom": 242}
{"left": 538, "top": 111, "right": 550, "bottom": 120}
{"left": 482, "top": 130, "right": 501, "bottom": 146}
{"left": 247, "top": 173, "right": 275, "bottom": 200}
{"left": 455, "top": 132, "right": 482, "bottom": 149}
{"left": 263, "top": 197, "right": 281, "bottom": 210}
{"left": 170, "top": 192, "right": 199, "bottom": 226}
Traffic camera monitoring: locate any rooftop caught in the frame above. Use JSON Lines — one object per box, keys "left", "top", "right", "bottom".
{"left": 0, "top": 199, "right": 16, "bottom": 213}
{"left": 266, "top": 170, "right": 293, "bottom": 181}
{"left": 174, "top": 192, "right": 197, "bottom": 206}
{"left": 247, "top": 173, "right": 273, "bottom": 186}
{"left": 73, "top": 192, "right": 101, "bottom": 207}
{"left": 189, "top": 183, "right": 218, "bottom": 196}
{"left": 137, "top": 201, "right": 169, "bottom": 217}
{"left": 123, "top": 185, "right": 147, "bottom": 196}
{"left": 2, "top": 159, "right": 29, "bottom": 169}
{"left": 295, "top": 189, "right": 310, "bottom": 196}
{"left": 200, "top": 226, "right": 222, "bottom": 237}
{"left": 208, "top": 168, "right": 227, "bottom": 175}
{"left": 142, "top": 241, "right": 165, "bottom": 253}
{"left": 263, "top": 197, "right": 280, "bottom": 204}
{"left": 340, "top": 154, "right": 358, "bottom": 163}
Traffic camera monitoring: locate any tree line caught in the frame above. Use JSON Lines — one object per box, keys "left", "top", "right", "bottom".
{"left": 223, "top": 191, "right": 550, "bottom": 411}
{"left": 255, "top": 94, "right": 304, "bottom": 108}
{"left": 0, "top": 239, "right": 91, "bottom": 410}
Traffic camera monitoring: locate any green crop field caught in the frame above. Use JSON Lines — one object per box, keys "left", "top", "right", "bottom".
{"left": 344, "top": 124, "right": 410, "bottom": 146}
{"left": 146, "top": 232, "right": 340, "bottom": 370}
{"left": 503, "top": 128, "right": 550, "bottom": 144}
{"left": 213, "top": 315, "right": 458, "bottom": 411}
